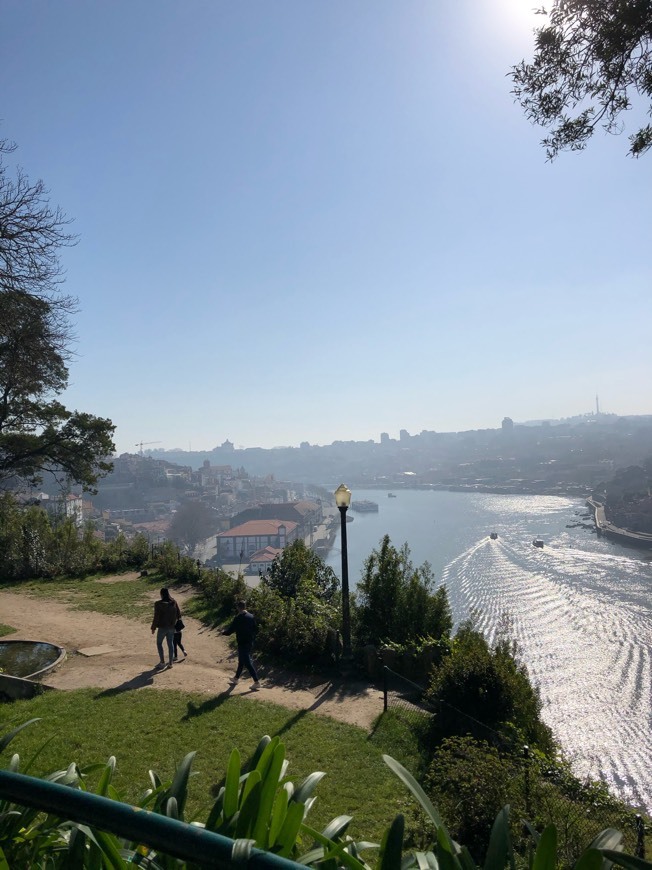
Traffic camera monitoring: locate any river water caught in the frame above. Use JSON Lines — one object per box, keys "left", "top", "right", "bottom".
{"left": 325, "top": 489, "right": 652, "bottom": 811}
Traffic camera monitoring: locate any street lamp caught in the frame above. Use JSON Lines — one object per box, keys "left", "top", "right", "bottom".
{"left": 334, "top": 483, "right": 352, "bottom": 660}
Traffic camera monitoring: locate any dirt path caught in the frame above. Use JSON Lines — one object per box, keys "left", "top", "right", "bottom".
{"left": 0, "top": 577, "right": 383, "bottom": 730}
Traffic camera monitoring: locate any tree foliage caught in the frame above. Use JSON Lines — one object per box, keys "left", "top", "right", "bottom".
{"left": 249, "top": 576, "right": 341, "bottom": 663}
{"left": 0, "top": 492, "right": 149, "bottom": 580}
{"left": 0, "top": 139, "right": 115, "bottom": 491}
{"left": 425, "top": 622, "right": 553, "bottom": 752}
{"left": 512, "top": 1, "right": 652, "bottom": 158}
{"left": 264, "top": 538, "right": 339, "bottom": 600}
{"left": 355, "top": 535, "right": 452, "bottom": 648}
{"left": 250, "top": 541, "right": 341, "bottom": 663}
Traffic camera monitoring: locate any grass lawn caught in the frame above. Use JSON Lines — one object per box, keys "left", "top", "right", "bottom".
{"left": 0, "top": 572, "right": 178, "bottom": 621}
{"left": 2, "top": 688, "right": 418, "bottom": 847}
{"left": 0, "top": 624, "right": 17, "bottom": 637}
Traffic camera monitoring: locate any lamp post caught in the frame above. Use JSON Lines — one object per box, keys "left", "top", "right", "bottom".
{"left": 334, "top": 484, "right": 352, "bottom": 660}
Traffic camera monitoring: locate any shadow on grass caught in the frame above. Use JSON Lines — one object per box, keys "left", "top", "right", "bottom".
{"left": 94, "top": 669, "right": 156, "bottom": 698}
{"left": 182, "top": 683, "right": 235, "bottom": 720}
{"left": 271, "top": 678, "right": 370, "bottom": 738}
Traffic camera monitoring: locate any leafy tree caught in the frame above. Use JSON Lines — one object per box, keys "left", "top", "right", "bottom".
{"left": 512, "top": 1, "right": 652, "bottom": 158}
{"left": 355, "top": 535, "right": 452, "bottom": 647}
{"left": 168, "top": 501, "right": 216, "bottom": 554}
{"left": 0, "top": 139, "right": 115, "bottom": 491}
{"left": 264, "top": 538, "right": 339, "bottom": 600}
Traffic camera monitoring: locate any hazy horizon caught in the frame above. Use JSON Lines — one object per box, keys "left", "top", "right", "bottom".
{"left": 3, "top": 1, "right": 650, "bottom": 457}
{"left": 133, "top": 406, "right": 651, "bottom": 455}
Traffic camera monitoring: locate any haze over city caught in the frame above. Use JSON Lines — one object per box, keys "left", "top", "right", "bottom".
{"left": 3, "top": 1, "right": 650, "bottom": 455}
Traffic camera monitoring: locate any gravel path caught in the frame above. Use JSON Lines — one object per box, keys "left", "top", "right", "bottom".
{"left": 0, "top": 577, "right": 382, "bottom": 730}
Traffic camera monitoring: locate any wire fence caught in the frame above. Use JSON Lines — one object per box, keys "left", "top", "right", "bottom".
{"left": 381, "top": 667, "right": 647, "bottom": 862}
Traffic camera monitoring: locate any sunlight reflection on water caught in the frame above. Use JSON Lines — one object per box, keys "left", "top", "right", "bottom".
{"left": 327, "top": 489, "right": 652, "bottom": 810}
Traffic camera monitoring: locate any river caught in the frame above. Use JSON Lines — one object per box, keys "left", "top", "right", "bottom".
{"left": 325, "top": 489, "right": 652, "bottom": 811}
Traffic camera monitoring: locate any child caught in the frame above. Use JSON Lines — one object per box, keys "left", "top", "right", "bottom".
{"left": 173, "top": 617, "right": 187, "bottom": 661}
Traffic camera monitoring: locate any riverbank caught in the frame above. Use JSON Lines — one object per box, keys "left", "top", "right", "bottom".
{"left": 586, "top": 497, "right": 652, "bottom": 550}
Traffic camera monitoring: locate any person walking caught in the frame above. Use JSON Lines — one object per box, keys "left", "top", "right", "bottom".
{"left": 223, "top": 600, "right": 259, "bottom": 687}
{"left": 151, "top": 588, "right": 181, "bottom": 670}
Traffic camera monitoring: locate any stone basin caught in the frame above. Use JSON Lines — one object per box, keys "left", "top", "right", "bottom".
{"left": 0, "top": 640, "right": 65, "bottom": 679}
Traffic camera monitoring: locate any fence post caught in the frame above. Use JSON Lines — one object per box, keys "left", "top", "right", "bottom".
{"left": 523, "top": 744, "right": 531, "bottom": 818}
{"left": 636, "top": 814, "right": 645, "bottom": 859}
{"left": 383, "top": 666, "right": 388, "bottom": 712}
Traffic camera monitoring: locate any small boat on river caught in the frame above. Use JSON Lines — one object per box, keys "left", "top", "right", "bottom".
{"left": 490, "top": 532, "right": 498, "bottom": 540}
{"left": 533, "top": 538, "right": 544, "bottom": 548}
{"left": 387, "top": 492, "right": 397, "bottom": 498}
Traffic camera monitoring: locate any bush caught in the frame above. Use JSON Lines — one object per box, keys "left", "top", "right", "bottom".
{"left": 355, "top": 535, "right": 452, "bottom": 649}
{"left": 248, "top": 576, "right": 341, "bottom": 665}
{"left": 265, "top": 539, "right": 339, "bottom": 600}
{"left": 0, "top": 495, "right": 151, "bottom": 581}
{"left": 422, "top": 736, "right": 523, "bottom": 864}
{"left": 425, "top": 621, "right": 554, "bottom": 753}
{"left": 198, "top": 567, "right": 247, "bottom": 620}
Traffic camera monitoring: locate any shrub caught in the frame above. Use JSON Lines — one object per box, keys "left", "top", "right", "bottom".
{"left": 198, "top": 567, "right": 248, "bottom": 620}
{"left": 265, "top": 539, "right": 339, "bottom": 601}
{"left": 425, "top": 621, "right": 553, "bottom": 753}
{"left": 248, "top": 576, "right": 341, "bottom": 665}
{"left": 422, "top": 736, "right": 523, "bottom": 864}
{"left": 149, "top": 540, "right": 201, "bottom": 583}
{"left": 355, "top": 535, "right": 452, "bottom": 648}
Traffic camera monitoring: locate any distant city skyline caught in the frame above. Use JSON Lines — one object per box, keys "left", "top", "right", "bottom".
{"left": 3, "top": 2, "right": 650, "bottom": 458}
{"left": 141, "top": 402, "right": 651, "bottom": 455}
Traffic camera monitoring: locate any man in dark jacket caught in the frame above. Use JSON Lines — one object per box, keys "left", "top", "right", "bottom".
{"left": 223, "top": 600, "right": 259, "bottom": 687}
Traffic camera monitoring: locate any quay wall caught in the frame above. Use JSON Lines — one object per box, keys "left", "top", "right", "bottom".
{"left": 586, "top": 498, "right": 652, "bottom": 550}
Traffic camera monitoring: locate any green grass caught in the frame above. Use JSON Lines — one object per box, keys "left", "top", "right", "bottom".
{"left": 0, "top": 624, "right": 17, "bottom": 637}
{"left": 0, "top": 573, "right": 180, "bottom": 621}
{"left": 368, "top": 708, "right": 431, "bottom": 778}
{"left": 2, "top": 689, "right": 415, "bottom": 846}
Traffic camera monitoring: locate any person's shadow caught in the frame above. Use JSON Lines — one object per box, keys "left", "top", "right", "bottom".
{"left": 94, "top": 669, "right": 156, "bottom": 698}
{"left": 182, "top": 683, "right": 235, "bottom": 720}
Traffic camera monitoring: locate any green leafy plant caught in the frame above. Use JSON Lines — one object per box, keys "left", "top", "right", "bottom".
{"left": 0, "top": 721, "right": 378, "bottom": 869}
{"left": 383, "top": 753, "right": 652, "bottom": 870}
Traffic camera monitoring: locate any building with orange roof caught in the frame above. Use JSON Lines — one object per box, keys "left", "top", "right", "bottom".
{"left": 248, "top": 546, "right": 283, "bottom": 575}
{"left": 216, "top": 519, "right": 298, "bottom": 559}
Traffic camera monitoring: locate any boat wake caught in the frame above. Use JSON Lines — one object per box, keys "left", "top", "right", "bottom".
{"left": 441, "top": 535, "right": 652, "bottom": 811}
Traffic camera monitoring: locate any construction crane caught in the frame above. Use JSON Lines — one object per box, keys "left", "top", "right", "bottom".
{"left": 135, "top": 440, "right": 162, "bottom": 456}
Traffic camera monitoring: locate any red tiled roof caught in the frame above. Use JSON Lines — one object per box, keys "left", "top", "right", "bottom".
{"left": 217, "top": 520, "right": 298, "bottom": 538}
{"left": 250, "top": 546, "right": 282, "bottom": 562}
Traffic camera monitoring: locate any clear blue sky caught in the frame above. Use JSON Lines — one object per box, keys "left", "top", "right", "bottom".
{"left": 3, "top": 1, "right": 650, "bottom": 453}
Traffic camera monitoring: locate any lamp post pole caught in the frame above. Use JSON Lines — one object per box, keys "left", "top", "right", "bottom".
{"left": 334, "top": 484, "right": 352, "bottom": 660}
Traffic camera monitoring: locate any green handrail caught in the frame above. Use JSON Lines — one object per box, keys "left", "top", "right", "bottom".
{"left": 0, "top": 769, "right": 303, "bottom": 868}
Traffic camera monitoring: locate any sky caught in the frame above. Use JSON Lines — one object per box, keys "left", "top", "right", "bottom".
{"left": 2, "top": 1, "right": 651, "bottom": 454}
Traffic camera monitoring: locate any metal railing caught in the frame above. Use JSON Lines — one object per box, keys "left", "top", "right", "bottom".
{"left": 0, "top": 769, "right": 303, "bottom": 869}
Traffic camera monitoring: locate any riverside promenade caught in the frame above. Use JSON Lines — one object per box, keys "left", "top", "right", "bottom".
{"left": 586, "top": 497, "right": 652, "bottom": 550}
